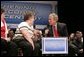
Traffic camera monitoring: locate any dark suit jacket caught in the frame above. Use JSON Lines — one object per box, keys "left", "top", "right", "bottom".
{"left": 43, "top": 22, "right": 68, "bottom": 37}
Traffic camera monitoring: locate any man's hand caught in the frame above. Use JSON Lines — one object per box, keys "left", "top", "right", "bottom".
{"left": 34, "top": 30, "right": 41, "bottom": 35}
{"left": 34, "top": 30, "right": 42, "bottom": 37}
{"left": 32, "top": 30, "right": 42, "bottom": 42}
{"left": 45, "top": 29, "right": 49, "bottom": 35}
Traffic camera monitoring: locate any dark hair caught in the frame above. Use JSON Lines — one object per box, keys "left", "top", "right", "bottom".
{"left": 24, "top": 11, "right": 34, "bottom": 21}
{"left": 1, "top": 8, "right": 5, "bottom": 15}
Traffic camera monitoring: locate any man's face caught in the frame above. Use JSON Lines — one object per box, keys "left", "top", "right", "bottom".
{"left": 48, "top": 15, "right": 55, "bottom": 25}
{"left": 76, "top": 32, "right": 82, "bottom": 39}
{"left": 48, "top": 14, "right": 58, "bottom": 26}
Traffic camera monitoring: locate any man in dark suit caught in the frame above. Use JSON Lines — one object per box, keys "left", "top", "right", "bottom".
{"left": 43, "top": 13, "right": 68, "bottom": 37}
{"left": 42, "top": 13, "right": 68, "bottom": 56}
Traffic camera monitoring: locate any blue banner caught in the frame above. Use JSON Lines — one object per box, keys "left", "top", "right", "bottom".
{"left": 1, "top": 1, "right": 52, "bottom": 25}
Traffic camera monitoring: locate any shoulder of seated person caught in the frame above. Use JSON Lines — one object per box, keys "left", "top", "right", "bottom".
{"left": 19, "top": 22, "right": 27, "bottom": 25}
{"left": 18, "top": 22, "right": 28, "bottom": 27}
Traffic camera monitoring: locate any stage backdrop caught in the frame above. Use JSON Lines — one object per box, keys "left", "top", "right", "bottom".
{"left": 1, "top": 1, "right": 52, "bottom": 29}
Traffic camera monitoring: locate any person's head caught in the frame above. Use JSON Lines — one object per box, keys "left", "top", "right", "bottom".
{"left": 48, "top": 13, "right": 58, "bottom": 26}
{"left": 75, "top": 31, "right": 82, "bottom": 40}
{"left": 24, "top": 11, "right": 35, "bottom": 25}
{"left": 70, "top": 33, "right": 75, "bottom": 38}
{"left": 7, "top": 29, "right": 14, "bottom": 38}
{"left": 1, "top": 8, "right": 5, "bottom": 20}
{"left": 69, "top": 33, "right": 75, "bottom": 40}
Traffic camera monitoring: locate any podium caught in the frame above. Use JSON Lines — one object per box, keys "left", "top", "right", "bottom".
{"left": 42, "top": 37, "right": 68, "bottom": 54}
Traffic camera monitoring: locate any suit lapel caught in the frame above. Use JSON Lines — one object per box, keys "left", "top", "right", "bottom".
{"left": 57, "top": 22, "right": 61, "bottom": 36}
{"left": 48, "top": 25, "right": 53, "bottom": 37}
